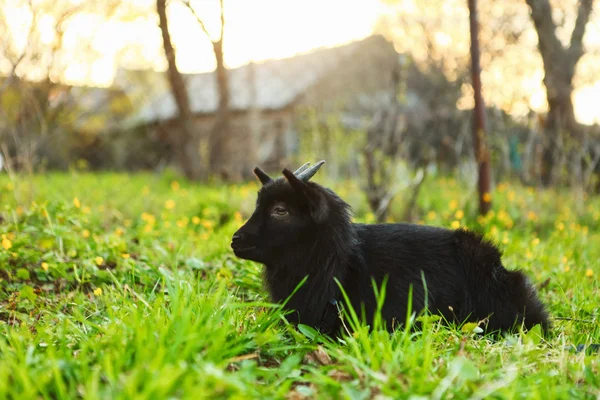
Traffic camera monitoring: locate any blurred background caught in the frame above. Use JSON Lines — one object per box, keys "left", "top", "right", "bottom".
{"left": 1, "top": 0, "right": 599, "bottom": 218}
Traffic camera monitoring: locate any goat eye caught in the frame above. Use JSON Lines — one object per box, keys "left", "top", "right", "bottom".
{"left": 272, "top": 207, "right": 288, "bottom": 217}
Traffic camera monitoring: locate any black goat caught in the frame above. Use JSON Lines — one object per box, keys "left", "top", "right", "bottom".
{"left": 231, "top": 161, "right": 550, "bottom": 336}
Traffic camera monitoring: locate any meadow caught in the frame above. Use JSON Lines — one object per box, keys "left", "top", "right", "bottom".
{"left": 0, "top": 170, "right": 598, "bottom": 399}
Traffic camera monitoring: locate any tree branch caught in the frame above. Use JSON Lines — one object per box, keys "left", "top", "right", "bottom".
{"left": 219, "top": 0, "right": 225, "bottom": 41}
{"left": 525, "top": 0, "right": 564, "bottom": 63}
{"left": 181, "top": 0, "right": 213, "bottom": 43}
{"left": 568, "top": 0, "right": 594, "bottom": 65}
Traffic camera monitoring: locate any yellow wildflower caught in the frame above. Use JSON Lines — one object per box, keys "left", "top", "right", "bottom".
{"left": 82, "top": 206, "right": 91, "bottom": 214}
{"left": 171, "top": 181, "right": 180, "bottom": 191}
{"left": 6, "top": 182, "right": 14, "bottom": 191}
{"left": 482, "top": 193, "right": 492, "bottom": 203}
{"left": 427, "top": 211, "right": 437, "bottom": 220}
{"left": 449, "top": 200, "right": 458, "bottom": 210}
{"left": 234, "top": 211, "right": 243, "bottom": 223}
{"left": 192, "top": 216, "right": 201, "bottom": 225}
{"left": 556, "top": 222, "right": 565, "bottom": 231}
{"left": 531, "top": 238, "right": 540, "bottom": 246}
{"left": 82, "top": 229, "right": 90, "bottom": 238}
{"left": 121, "top": 253, "right": 130, "bottom": 259}
{"left": 142, "top": 185, "right": 150, "bottom": 195}
{"left": 507, "top": 191, "right": 515, "bottom": 201}
{"left": 586, "top": 269, "right": 594, "bottom": 277}
{"left": 502, "top": 237, "right": 509, "bottom": 244}
{"left": 527, "top": 211, "right": 538, "bottom": 221}
{"left": 93, "top": 287, "right": 103, "bottom": 296}
{"left": 451, "top": 220, "right": 460, "bottom": 229}
{"left": 16, "top": 206, "right": 24, "bottom": 216}
{"left": 115, "top": 227, "right": 124, "bottom": 236}
{"left": 455, "top": 210, "right": 464, "bottom": 219}
{"left": 526, "top": 250, "right": 533, "bottom": 259}
{"left": 141, "top": 212, "right": 156, "bottom": 224}
{"left": 41, "top": 262, "right": 49, "bottom": 271}
{"left": 73, "top": 197, "right": 81, "bottom": 208}
{"left": 165, "top": 200, "right": 176, "bottom": 210}
{"left": 564, "top": 265, "right": 570, "bottom": 272}
{"left": 177, "top": 218, "right": 188, "bottom": 228}
{"left": 95, "top": 257, "right": 104, "bottom": 266}
{"left": 144, "top": 224, "right": 153, "bottom": 233}
{"left": 202, "top": 220, "right": 215, "bottom": 230}
{"left": 2, "top": 236, "right": 12, "bottom": 250}
{"left": 124, "top": 219, "right": 132, "bottom": 227}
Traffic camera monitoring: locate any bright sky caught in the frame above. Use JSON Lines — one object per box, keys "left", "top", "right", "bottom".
{"left": 81, "top": 0, "right": 381, "bottom": 79}
{"left": 2, "top": 0, "right": 600, "bottom": 125}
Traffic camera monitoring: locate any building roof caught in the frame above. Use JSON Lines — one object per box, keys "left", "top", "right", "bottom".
{"left": 117, "top": 35, "right": 398, "bottom": 127}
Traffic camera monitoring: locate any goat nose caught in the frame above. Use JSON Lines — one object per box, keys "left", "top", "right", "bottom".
{"left": 232, "top": 233, "right": 243, "bottom": 241}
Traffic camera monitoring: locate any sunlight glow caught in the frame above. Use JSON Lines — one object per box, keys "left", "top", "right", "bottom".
{"left": 3, "top": 0, "right": 600, "bottom": 125}
{"left": 574, "top": 82, "right": 600, "bottom": 125}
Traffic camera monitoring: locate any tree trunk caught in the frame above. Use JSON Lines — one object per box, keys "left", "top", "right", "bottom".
{"left": 525, "top": 0, "right": 593, "bottom": 185}
{"left": 157, "top": 0, "right": 203, "bottom": 180}
{"left": 468, "top": 0, "right": 491, "bottom": 215}
{"left": 209, "top": 38, "right": 231, "bottom": 178}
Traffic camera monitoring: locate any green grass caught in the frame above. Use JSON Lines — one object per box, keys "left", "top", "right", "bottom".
{"left": 0, "top": 171, "right": 598, "bottom": 399}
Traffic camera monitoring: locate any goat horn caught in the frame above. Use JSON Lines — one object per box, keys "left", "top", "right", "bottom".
{"left": 297, "top": 160, "right": 325, "bottom": 182}
{"left": 253, "top": 167, "right": 272, "bottom": 185}
{"left": 293, "top": 162, "right": 311, "bottom": 175}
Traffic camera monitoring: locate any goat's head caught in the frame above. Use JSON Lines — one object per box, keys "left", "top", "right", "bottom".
{"left": 231, "top": 161, "right": 336, "bottom": 263}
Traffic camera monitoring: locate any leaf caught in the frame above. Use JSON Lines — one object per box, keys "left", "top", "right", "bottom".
{"left": 185, "top": 257, "right": 206, "bottom": 270}
{"left": 16, "top": 269, "right": 30, "bottom": 281}
{"left": 228, "top": 352, "right": 258, "bottom": 363}
{"left": 297, "top": 324, "right": 319, "bottom": 340}
{"left": 327, "top": 369, "right": 353, "bottom": 382}
{"left": 525, "top": 324, "right": 543, "bottom": 345}
{"left": 312, "top": 346, "right": 332, "bottom": 365}
{"left": 38, "top": 238, "right": 55, "bottom": 250}
{"left": 450, "top": 356, "right": 479, "bottom": 381}
{"left": 461, "top": 322, "right": 483, "bottom": 334}
{"left": 19, "top": 285, "right": 37, "bottom": 301}
{"left": 417, "top": 314, "right": 442, "bottom": 324}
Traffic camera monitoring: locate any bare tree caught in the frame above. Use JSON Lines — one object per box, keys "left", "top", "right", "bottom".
{"left": 0, "top": 0, "right": 126, "bottom": 172}
{"left": 468, "top": 0, "right": 491, "bottom": 215}
{"left": 182, "top": 0, "right": 230, "bottom": 178}
{"left": 525, "top": 0, "right": 594, "bottom": 184}
{"left": 156, "top": 0, "right": 203, "bottom": 180}
{"left": 362, "top": 62, "right": 428, "bottom": 223}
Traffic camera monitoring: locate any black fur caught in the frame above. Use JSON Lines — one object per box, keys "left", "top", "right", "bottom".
{"left": 231, "top": 170, "right": 550, "bottom": 337}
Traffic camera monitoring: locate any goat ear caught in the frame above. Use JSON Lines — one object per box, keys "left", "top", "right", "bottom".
{"left": 282, "top": 168, "right": 329, "bottom": 223}
{"left": 254, "top": 167, "right": 272, "bottom": 185}
{"left": 282, "top": 168, "right": 305, "bottom": 191}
